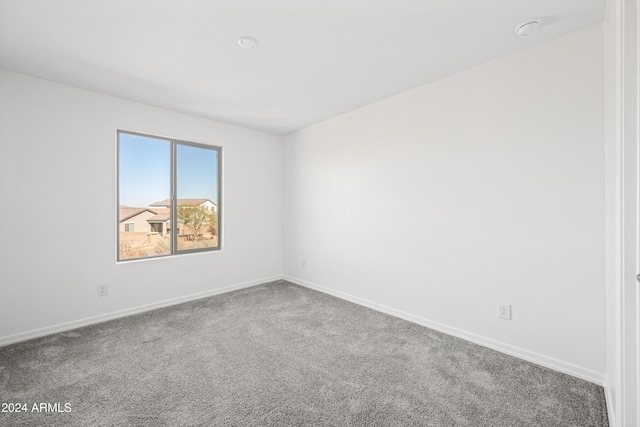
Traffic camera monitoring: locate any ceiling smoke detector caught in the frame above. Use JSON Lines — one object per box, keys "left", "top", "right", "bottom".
{"left": 515, "top": 20, "right": 541, "bottom": 36}
{"left": 238, "top": 36, "right": 257, "bottom": 50}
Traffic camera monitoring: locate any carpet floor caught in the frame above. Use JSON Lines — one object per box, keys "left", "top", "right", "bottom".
{"left": 0, "top": 280, "right": 608, "bottom": 426}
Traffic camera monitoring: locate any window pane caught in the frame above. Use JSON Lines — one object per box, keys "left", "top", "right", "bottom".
{"left": 176, "top": 144, "right": 219, "bottom": 252}
{"left": 118, "top": 133, "right": 171, "bottom": 260}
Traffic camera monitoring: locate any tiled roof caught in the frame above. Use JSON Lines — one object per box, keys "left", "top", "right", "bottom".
{"left": 149, "top": 199, "right": 171, "bottom": 207}
{"left": 119, "top": 206, "right": 157, "bottom": 222}
{"left": 150, "top": 198, "right": 216, "bottom": 207}
{"left": 147, "top": 208, "right": 170, "bottom": 222}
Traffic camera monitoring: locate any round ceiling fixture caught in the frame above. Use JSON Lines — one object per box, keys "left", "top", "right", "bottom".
{"left": 515, "top": 20, "right": 541, "bottom": 36}
{"left": 238, "top": 36, "right": 258, "bottom": 50}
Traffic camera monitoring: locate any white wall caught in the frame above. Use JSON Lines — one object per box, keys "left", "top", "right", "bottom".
{"left": 0, "top": 69, "right": 283, "bottom": 344}
{"left": 283, "top": 25, "right": 606, "bottom": 382}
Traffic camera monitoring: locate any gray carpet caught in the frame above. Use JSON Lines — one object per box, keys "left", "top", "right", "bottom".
{"left": 0, "top": 280, "right": 608, "bottom": 426}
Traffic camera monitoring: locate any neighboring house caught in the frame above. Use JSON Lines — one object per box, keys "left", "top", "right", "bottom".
{"left": 147, "top": 208, "right": 170, "bottom": 237}
{"left": 119, "top": 206, "right": 157, "bottom": 234}
{"left": 120, "top": 200, "right": 217, "bottom": 238}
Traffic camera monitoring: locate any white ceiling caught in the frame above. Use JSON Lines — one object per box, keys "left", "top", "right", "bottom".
{"left": 0, "top": 0, "right": 605, "bottom": 135}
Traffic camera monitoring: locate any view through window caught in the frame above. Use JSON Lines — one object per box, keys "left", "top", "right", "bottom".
{"left": 117, "top": 131, "right": 221, "bottom": 261}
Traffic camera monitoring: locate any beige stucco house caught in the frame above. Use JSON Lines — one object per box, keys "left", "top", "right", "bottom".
{"left": 118, "top": 207, "right": 157, "bottom": 234}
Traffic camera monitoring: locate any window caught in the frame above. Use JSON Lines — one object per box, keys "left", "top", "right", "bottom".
{"left": 117, "top": 131, "right": 221, "bottom": 261}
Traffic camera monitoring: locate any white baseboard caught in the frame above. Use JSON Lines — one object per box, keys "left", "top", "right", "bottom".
{"left": 284, "top": 275, "right": 606, "bottom": 386}
{"left": 603, "top": 375, "right": 617, "bottom": 426}
{"left": 0, "top": 275, "right": 283, "bottom": 347}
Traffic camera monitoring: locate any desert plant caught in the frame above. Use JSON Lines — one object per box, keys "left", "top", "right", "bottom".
{"left": 119, "top": 240, "right": 145, "bottom": 259}
{"left": 177, "top": 205, "right": 210, "bottom": 240}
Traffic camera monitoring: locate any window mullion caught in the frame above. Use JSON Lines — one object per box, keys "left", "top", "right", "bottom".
{"left": 170, "top": 141, "right": 177, "bottom": 255}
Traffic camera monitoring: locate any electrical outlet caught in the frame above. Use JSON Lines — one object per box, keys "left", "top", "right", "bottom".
{"left": 97, "top": 284, "right": 109, "bottom": 297}
{"left": 302, "top": 260, "right": 306, "bottom": 269}
{"left": 499, "top": 303, "right": 511, "bottom": 320}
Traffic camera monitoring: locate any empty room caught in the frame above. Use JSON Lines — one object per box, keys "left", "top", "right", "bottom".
{"left": 0, "top": 1, "right": 638, "bottom": 426}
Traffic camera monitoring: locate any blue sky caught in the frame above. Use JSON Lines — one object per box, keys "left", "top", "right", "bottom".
{"left": 119, "top": 133, "right": 218, "bottom": 208}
